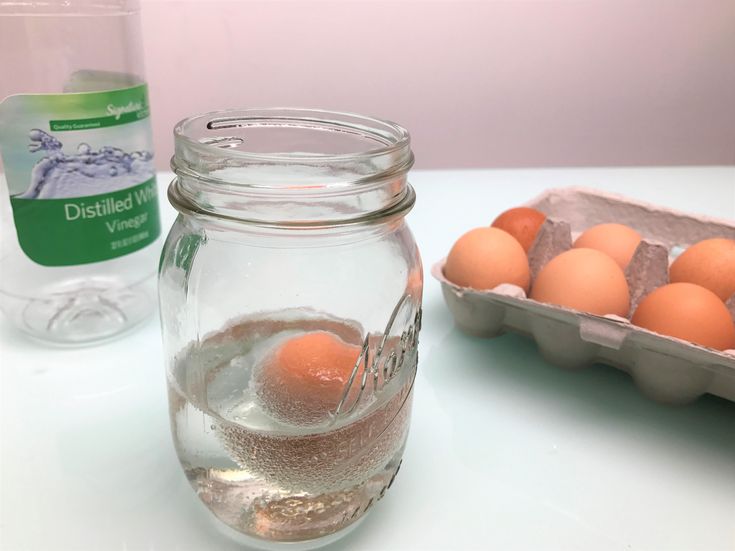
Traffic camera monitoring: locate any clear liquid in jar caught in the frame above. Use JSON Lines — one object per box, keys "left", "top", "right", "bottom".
{"left": 167, "top": 313, "right": 417, "bottom": 543}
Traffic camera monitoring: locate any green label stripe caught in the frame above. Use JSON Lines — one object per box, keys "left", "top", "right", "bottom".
{"left": 50, "top": 107, "right": 150, "bottom": 131}
{"left": 46, "top": 83, "right": 150, "bottom": 132}
{"left": 10, "top": 178, "right": 161, "bottom": 266}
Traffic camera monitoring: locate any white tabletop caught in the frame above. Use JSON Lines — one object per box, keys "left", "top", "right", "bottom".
{"left": 2, "top": 167, "right": 735, "bottom": 551}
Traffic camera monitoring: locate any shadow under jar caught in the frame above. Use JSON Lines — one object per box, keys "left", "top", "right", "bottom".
{"left": 159, "top": 109, "right": 423, "bottom": 549}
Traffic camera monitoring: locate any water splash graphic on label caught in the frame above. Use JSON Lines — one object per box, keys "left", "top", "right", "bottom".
{"left": 19, "top": 129, "right": 154, "bottom": 199}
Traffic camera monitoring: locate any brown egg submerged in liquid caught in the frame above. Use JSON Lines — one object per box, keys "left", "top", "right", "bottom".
{"left": 257, "top": 331, "right": 363, "bottom": 426}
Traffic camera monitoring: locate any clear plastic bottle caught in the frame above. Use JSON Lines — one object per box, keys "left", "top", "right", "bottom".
{"left": 0, "top": 0, "right": 161, "bottom": 344}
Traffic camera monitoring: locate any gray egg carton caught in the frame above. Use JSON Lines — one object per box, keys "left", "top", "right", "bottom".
{"left": 433, "top": 187, "right": 735, "bottom": 405}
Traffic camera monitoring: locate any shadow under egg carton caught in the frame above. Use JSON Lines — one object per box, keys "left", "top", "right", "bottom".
{"left": 433, "top": 187, "right": 735, "bottom": 406}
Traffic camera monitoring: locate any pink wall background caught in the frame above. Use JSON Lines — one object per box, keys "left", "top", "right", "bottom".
{"left": 140, "top": 0, "right": 735, "bottom": 170}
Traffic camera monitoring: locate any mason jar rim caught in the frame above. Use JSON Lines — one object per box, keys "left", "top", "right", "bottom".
{"left": 172, "top": 107, "right": 413, "bottom": 175}
{"left": 168, "top": 108, "right": 416, "bottom": 227}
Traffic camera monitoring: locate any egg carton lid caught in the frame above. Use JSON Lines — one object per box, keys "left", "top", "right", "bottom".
{"left": 433, "top": 187, "right": 735, "bottom": 405}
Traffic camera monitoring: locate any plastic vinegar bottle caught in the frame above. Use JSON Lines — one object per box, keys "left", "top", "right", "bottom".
{"left": 0, "top": 0, "right": 161, "bottom": 344}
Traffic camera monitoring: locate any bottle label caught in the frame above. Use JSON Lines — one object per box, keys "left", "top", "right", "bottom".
{"left": 0, "top": 84, "right": 161, "bottom": 266}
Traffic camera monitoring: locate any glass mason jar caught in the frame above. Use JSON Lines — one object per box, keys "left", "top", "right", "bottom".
{"left": 159, "top": 109, "right": 423, "bottom": 548}
{"left": 0, "top": 0, "right": 161, "bottom": 344}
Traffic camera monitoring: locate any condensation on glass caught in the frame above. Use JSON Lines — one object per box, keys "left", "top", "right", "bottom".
{"left": 159, "top": 109, "right": 422, "bottom": 549}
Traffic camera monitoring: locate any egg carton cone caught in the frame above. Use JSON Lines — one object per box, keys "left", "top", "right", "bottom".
{"left": 433, "top": 187, "right": 735, "bottom": 406}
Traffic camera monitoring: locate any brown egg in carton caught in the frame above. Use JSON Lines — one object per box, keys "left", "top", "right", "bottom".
{"left": 433, "top": 187, "right": 735, "bottom": 406}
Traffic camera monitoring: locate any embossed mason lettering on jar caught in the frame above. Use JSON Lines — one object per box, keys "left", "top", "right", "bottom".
{"left": 158, "top": 109, "right": 422, "bottom": 549}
